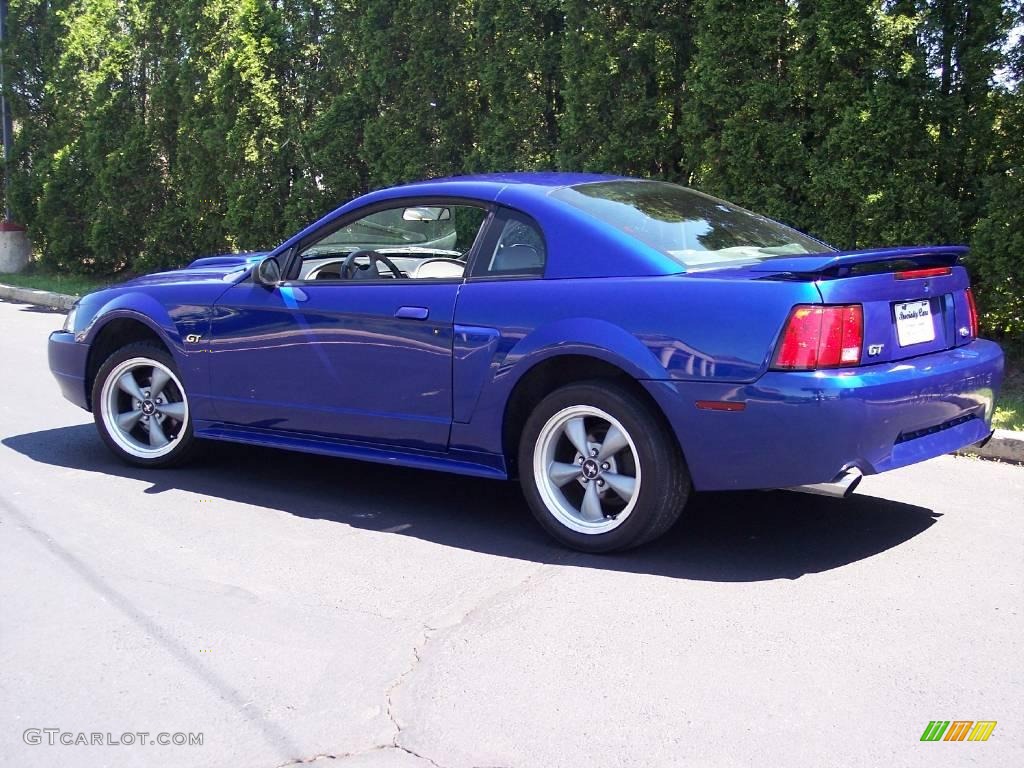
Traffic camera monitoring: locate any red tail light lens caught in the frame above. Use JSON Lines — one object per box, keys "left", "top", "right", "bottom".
{"left": 772, "top": 305, "right": 863, "bottom": 370}
{"left": 835, "top": 305, "right": 864, "bottom": 366}
{"left": 965, "top": 287, "right": 979, "bottom": 338}
{"left": 773, "top": 306, "right": 821, "bottom": 370}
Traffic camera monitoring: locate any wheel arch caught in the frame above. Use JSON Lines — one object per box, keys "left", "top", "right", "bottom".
{"left": 84, "top": 315, "right": 173, "bottom": 407}
{"left": 501, "top": 353, "right": 680, "bottom": 479}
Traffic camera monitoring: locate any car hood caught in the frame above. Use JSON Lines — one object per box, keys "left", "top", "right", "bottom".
{"left": 118, "top": 252, "right": 269, "bottom": 287}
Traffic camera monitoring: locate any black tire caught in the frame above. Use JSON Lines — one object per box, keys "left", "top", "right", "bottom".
{"left": 518, "top": 380, "right": 691, "bottom": 552}
{"left": 91, "top": 341, "right": 198, "bottom": 468}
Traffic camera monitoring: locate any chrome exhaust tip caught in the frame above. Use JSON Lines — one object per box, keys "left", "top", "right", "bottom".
{"left": 787, "top": 467, "right": 863, "bottom": 499}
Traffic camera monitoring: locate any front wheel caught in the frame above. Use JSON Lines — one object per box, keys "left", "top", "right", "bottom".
{"left": 92, "top": 342, "right": 197, "bottom": 467}
{"left": 518, "top": 381, "right": 691, "bottom": 552}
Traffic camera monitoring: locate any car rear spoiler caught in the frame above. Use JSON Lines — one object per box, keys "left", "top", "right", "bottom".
{"left": 748, "top": 245, "right": 968, "bottom": 276}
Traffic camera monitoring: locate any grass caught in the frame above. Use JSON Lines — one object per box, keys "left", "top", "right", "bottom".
{"left": 993, "top": 346, "right": 1024, "bottom": 432}
{"left": 994, "top": 391, "right": 1024, "bottom": 432}
{"left": 0, "top": 270, "right": 110, "bottom": 297}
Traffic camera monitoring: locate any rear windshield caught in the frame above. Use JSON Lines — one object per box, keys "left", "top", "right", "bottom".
{"left": 551, "top": 181, "right": 830, "bottom": 268}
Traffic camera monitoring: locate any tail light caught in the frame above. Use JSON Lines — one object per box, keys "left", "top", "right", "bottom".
{"left": 965, "top": 287, "right": 979, "bottom": 338}
{"left": 894, "top": 266, "right": 952, "bottom": 280}
{"left": 772, "top": 305, "right": 863, "bottom": 370}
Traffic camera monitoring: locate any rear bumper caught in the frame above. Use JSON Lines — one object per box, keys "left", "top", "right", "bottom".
{"left": 644, "top": 339, "right": 1004, "bottom": 491}
{"left": 48, "top": 330, "right": 91, "bottom": 410}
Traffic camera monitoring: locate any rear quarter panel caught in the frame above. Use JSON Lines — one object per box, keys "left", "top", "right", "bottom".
{"left": 451, "top": 274, "right": 819, "bottom": 456}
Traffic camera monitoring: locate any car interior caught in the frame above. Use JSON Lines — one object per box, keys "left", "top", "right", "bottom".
{"left": 297, "top": 204, "right": 480, "bottom": 281}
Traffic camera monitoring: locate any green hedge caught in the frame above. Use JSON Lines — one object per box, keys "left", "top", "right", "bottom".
{"left": 3, "top": 0, "right": 1023, "bottom": 343}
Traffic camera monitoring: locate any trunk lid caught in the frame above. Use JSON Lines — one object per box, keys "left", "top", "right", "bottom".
{"left": 750, "top": 246, "right": 975, "bottom": 365}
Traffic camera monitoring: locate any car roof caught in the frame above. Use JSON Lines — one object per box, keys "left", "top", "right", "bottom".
{"left": 394, "top": 171, "right": 626, "bottom": 192}
{"left": 274, "top": 173, "right": 683, "bottom": 279}
{"left": 354, "top": 172, "right": 631, "bottom": 206}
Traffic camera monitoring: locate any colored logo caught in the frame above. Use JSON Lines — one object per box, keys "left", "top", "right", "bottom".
{"left": 920, "top": 720, "right": 997, "bottom": 742}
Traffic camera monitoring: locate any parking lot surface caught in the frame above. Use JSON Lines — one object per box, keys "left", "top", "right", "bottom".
{"left": 1, "top": 298, "right": 1021, "bottom": 767}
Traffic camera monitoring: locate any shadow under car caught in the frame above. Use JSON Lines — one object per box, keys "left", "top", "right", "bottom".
{"left": 3, "top": 424, "right": 941, "bottom": 582}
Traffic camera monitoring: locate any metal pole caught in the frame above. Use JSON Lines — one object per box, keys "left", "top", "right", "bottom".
{"left": 0, "top": 0, "right": 11, "bottom": 222}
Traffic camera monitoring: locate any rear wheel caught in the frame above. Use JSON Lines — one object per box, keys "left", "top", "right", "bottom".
{"left": 519, "top": 381, "right": 690, "bottom": 552}
{"left": 92, "top": 342, "right": 197, "bottom": 467}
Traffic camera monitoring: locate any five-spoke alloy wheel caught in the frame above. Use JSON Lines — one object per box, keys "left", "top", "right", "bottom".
{"left": 533, "top": 405, "right": 641, "bottom": 535}
{"left": 93, "top": 342, "right": 197, "bottom": 467}
{"left": 519, "top": 381, "right": 691, "bottom": 552}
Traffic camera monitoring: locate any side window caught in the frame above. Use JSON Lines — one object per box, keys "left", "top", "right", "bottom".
{"left": 473, "top": 211, "right": 546, "bottom": 278}
{"left": 295, "top": 203, "right": 489, "bottom": 282}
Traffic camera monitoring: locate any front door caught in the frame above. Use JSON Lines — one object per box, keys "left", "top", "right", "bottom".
{"left": 206, "top": 200, "right": 490, "bottom": 451}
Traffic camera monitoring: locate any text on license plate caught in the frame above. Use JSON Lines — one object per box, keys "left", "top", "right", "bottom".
{"left": 894, "top": 299, "right": 935, "bottom": 346}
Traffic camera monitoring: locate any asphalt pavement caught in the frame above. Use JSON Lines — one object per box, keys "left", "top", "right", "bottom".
{"left": 0, "top": 297, "right": 1021, "bottom": 768}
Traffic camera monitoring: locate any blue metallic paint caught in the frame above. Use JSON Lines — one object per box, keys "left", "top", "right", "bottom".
{"left": 206, "top": 279, "right": 459, "bottom": 449}
{"left": 75, "top": 283, "right": 236, "bottom": 420}
{"left": 48, "top": 173, "right": 1005, "bottom": 491}
{"left": 48, "top": 330, "right": 90, "bottom": 409}
{"left": 643, "top": 339, "right": 1002, "bottom": 490}
{"left": 452, "top": 325, "right": 502, "bottom": 423}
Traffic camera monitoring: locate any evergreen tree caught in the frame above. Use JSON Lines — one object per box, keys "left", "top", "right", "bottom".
{"left": 278, "top": 1, "right": 368, "bottom": 230}
{"left": 5, "top": 0, "right": 73, "bottom": 264}
{"left": 684, "top": 0, "right": 806, "bottom": 223}
{"left": 926, "top": 0, "right": 1013, "bottom": 235}
{"left": 970, "top": 11, "right": 1024, "bottom": 341}
{"left": 1, "top": 0, "right": 1022, "bottom": 346}
{"left": 559, "top": 1, "right": 694, "bottom": 178}
{"left": 212, "top": 0, "right": 290, "bottom": 251}
{"left": 356, "top": 0, "right": 476, "bottom": 186}
{"left": 799, "top": 1, "right": 956, "bottom": 247}
{"left": 471, "top": 0, "right": 563, "bottom": 171}
{"left": 34, "top": 0, "right": 166, "bottom": 272}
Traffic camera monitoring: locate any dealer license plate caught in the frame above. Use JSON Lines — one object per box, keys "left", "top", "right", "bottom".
{"left": 894, "top": 300, "right": 935, "bottom": 346}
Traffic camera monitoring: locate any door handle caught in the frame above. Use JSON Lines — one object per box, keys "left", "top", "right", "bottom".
{"left": 395, "top": 306, "right": 429, "bottom": 320}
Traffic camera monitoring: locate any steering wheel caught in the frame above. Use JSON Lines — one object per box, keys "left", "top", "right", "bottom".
{"left": 339, "top": 249, "right": 404, "bottom": 280}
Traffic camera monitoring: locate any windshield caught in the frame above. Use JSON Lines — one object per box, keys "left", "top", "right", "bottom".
{"left": 552, "top": 181, "right": 830, "bottom": 268}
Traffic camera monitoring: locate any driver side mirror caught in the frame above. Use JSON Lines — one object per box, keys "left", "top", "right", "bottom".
{"left": 253, "top": 256, "right": 282, "bottom": 287}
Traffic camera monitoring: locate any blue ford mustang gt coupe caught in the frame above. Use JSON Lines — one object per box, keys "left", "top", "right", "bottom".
{"left": 49, "top": 173, "right": 1004, "bottom": 551}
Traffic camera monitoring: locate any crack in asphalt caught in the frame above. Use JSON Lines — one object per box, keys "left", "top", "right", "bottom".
{"left": 382, "top": 557, "right": 574, "bottom": 767}
{"left": 275, "top": 751, "right": 347, "bottom": 766}
{"left": 394, "top": 743, "right": 445, "bottom": 768}
{"left": 386, "top": 624, "right": 442, "bottom": 765}
{"left": 274, "top": 745, "right": 440, "bottom": 767}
